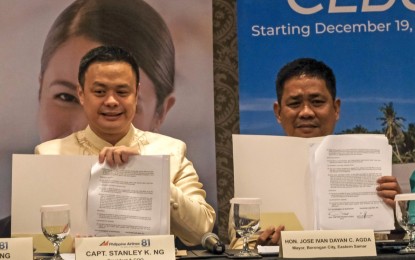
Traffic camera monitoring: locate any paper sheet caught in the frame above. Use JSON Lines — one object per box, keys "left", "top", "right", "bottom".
{"left": 312, "top": 135, "right": 394, "bottom": 231}
{"left": 233, "top": 135, "right": 323, "bottom": 230}
{"left": 87, "top": 156, "right": 170, "bottom": 236}
{"left": 233, "top": 134, "right": 395, "bottom": 232}
{"left": 12, "top": 154, "right": 170, "bottom": 238}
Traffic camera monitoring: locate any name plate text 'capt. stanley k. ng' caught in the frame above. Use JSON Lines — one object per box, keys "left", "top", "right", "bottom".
{"left": 75, "top": 235, "right": 175, "bottom": 260}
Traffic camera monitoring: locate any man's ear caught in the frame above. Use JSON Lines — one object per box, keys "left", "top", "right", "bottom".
{"left": 334, "top": 98, "right": 341, "bottom": 121}
{"left": 273, "top": 101, "right": 282, "bottom": 123}
{"left": 136, "top": 83, "right": 140, "bottom": 96}
{"left": 77, "top": 85, "right": 85, "bottom": 106}
{"left": 38, "top": 75, "right": 43, "bottom": 100}
{"left": 153, "top": 94, "right": 176, "bottom": 131}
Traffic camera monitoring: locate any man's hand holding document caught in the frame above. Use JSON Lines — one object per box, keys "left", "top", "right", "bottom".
{"left": 233, "top": 134, "right": 394, "bottom": 232}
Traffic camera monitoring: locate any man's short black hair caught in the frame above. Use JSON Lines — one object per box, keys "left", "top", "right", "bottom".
{"left": 276, "top": 58, "right": 336, "bottom": 104}
{"left": 78, "top": 46, "right": 140, "bottom": 88}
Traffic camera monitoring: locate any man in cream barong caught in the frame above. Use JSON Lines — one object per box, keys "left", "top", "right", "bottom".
{"left": 35, "top": 46, "right": 215, "bottom": 246}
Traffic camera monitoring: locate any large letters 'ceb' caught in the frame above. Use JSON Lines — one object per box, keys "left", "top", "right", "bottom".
{"left": 288, "top": 0, "right": 415, "bottom": 15}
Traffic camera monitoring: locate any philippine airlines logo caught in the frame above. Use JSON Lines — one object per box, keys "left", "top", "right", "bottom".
{"left": 100, "top": 241, "right": 110, "bottom": 246}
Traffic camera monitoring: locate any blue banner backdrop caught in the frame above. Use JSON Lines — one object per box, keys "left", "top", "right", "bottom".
{"left": 237, "top": 0, "right": 415, "bottom": 137}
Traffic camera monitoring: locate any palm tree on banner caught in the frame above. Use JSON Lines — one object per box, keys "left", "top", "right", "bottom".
{"left": 402, "top": 123, "right": 415, "bottom": 162}
{"left": 377, "top": 102, "right": 405, "bottom": 163}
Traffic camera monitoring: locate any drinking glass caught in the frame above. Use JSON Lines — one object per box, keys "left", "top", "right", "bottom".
{"left": 40, "top": 204, "right": 71, "bottom": 260}
{"left": 230, "top": 198, "right": 261, "bottom": 257}
{"left": 395, "top": 193, "right": 415, "bottom": 254}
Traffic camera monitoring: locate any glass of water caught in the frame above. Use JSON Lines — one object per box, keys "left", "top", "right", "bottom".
{"left": 395, "top": 193, "right": 415, "bottom": 254}
{"left": 40, "top": 204, "right": 70, "bottom": 259}
{"left": 230, "top": 198, "right": 261, "bottom": 257}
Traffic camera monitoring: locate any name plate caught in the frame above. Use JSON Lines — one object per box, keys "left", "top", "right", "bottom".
{"left": 280, "top": 230, "right": 376, "bottom": 258}
{"left": 75, "top": 235, "right": 175, "bottom": 260}
{"left": 0, "top": 237, "right": 33, "bottom": 259}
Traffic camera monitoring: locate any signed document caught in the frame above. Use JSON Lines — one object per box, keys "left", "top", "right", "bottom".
{"left": 233, "top": 134, "right": 394, "bottom": 232}
{"left": 311, "top": 135, "right": 394, "bottom": 231}
{"left": 12, "top": 155, "right": 171, "bottom": 252}
{"left": 87, "top": 155, "right": 170, "bottom": 236}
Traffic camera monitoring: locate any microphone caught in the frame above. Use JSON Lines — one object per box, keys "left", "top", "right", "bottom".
{"left": 201, "top": 232, "right": 225, "bottom": 254}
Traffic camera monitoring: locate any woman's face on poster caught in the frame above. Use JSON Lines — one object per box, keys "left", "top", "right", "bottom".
{"left": 37, "top": 36, "right": 161, "bottom": 142}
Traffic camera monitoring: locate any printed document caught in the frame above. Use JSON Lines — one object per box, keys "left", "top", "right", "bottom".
{"left": 11, "top": 154, "right": 170, "bottom": 237}
{"left": 88, "top": 155, "right": 170, "bottom": 236}
{"left": 233, "top": 134, "right": 394, "bottom": 231}
{"left": 311, "top": 135, "right": 394, "bottom": 231}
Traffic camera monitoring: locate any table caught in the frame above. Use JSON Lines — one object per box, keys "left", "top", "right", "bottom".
{"left": 179, "top": 250, "right": 415, "bottom": 259}
{"left": 32, "top": 249, "right": 415, "bottom": 259}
